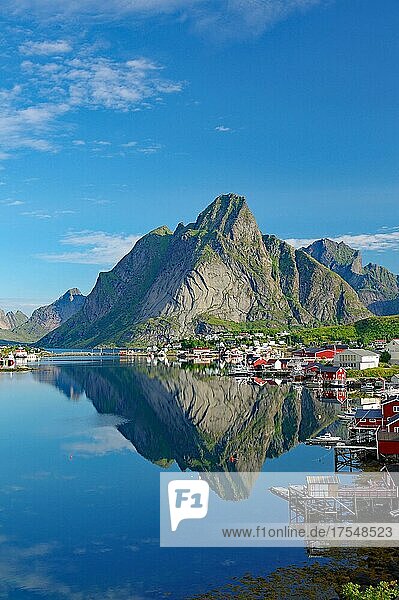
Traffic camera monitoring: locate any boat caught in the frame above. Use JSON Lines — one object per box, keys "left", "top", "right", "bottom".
{"left": 306, "top": 381, "right": 323, "bottom": 389}
{"left": 361, "top": 383, "right": 374, "bottom": 392}
{"left": 338, "top": 410, "right": 356, "bottom": 421}
{"left": 305, "top": 432, "right": 342, "bottom": 445}
{"left": 228, "top": 367, "right": 253, "bottom": 377}
{"left": 329, "top": 381, "right": 347, "bottom": 388}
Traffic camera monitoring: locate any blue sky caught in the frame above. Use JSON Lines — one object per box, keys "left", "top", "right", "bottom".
{"left": 0, "top": 0, "right": 398, "bottom": 314}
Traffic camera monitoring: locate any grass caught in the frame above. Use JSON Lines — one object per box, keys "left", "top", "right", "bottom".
{"left": 200, "top": 314, "right": 399, "bottom": 347}
{"left": 346, "top": 366, "right": 399, "bottom": 380}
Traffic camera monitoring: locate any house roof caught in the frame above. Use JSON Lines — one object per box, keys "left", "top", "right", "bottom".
{"left": 387, "top": 414, "right": 399, "bottom": 426}
{"left": 253, "top": 358, "right": 268, "bottom": 365}
{"left": 310, "top": 363, "right": 344, "bottom": 373}
{"left": 325, "top": 344, "right": 349, "bottom": 350}
{"left": 382, "top": 396, "right": 399, "bottom": 405}
{"left": 342, "top": 349, "right": 379, "bottom": 357}
{"left": 305, "top": 347, "right": 331, "bottom": 354}
{"left": 307, "top": 475, "right": 339, "bottom": 485}
{"left": 355, "top": 408, "right": 383, "bottom": 419}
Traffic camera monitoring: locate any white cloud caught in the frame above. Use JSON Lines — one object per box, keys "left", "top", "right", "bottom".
{"left": 121, "top": 141, "right": 137, "bottom": 148}
{"left": 137, "top": 142, "right": 162, "bottom": 154}
{"left": 63, "top": 426, "right": 135, "bottom": 457}
{"left": 3, "top": 199, "right": 24, "bottom": 206}
{"left": 21, "top": 55, "right": 183, "bottom": 111}
{"left": 215, "top": 125, "right": 231, "bottom": 132}
{"left": 21, "top": 210, "right": 52, "bottom": 219}
{"left": 195, "top": 0, "right": 325, "bottom": 39}
{"left": 21, "top": 207, "right": 76, "bottom": 219}
{"left": 286, "top": 229, "right": 399, "bottom": 252}
{"left": 0, "top": 87, "right": 68, "bottom": 153}
{"left": 37, "top": 230, "right": 141, "bottom": 265}
{"left": 19, "top": 39, "right": 72, "bottom": 55}
{"left": 0, "top": 51, "right": 182, "bottom": 157}
{"left": 0, "top": 297, "right": 52, "bottom": 313}
{"left": 1, "top": 0, "right": 199, "bottom": 18}
{"left": 0, "top": 1, "right": 326, "bottom": 39}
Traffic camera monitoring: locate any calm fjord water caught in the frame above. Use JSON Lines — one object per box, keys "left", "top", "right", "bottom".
{"left": 0, "top": 361, "right": 335, "bottom": 599}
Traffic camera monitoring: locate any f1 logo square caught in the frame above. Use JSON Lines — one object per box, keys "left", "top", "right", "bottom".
{"left": 168, "top": 480, "right": 209, "bottom": 531}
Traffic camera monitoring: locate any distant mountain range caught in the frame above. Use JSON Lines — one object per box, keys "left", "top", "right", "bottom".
{"left": 3, "top": 194, "right": 399, "bottom": 348}
{"left": 0, "top": 289, "right": 85, "bottom": 343}
{"left": 0, "top": 309, "right": 28, "bottom": 331}
{"left": 303, "top": 238, "right": 399, "bottom": 316}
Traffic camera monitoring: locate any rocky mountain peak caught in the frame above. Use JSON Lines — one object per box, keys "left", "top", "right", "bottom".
{"left": 193, "top": 193, "right": 260, "bottom": 243}
{"left": 303, "top": 238, "right": 399, "bottom": 314}
{"left": 64, "top": 288, "right": 84, "bottom": 301}
{"left": 305, "top": 238, "right": 363, "bottom": 275}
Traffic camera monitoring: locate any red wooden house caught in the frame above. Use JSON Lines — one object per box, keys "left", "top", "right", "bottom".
{"left": 351, "top": 396, "right": 399, "bottom": 455}
{"left": 353, "top": 408, "right": 383, "bottom": 429}
{"left": 377, "top": 428, "right": 399, "bottom": 456}
{"left": 306, "top": 363, "right": 347, "bottom": 383}
{"left": 379, "top": 399, "right": 399, "bottom": 455}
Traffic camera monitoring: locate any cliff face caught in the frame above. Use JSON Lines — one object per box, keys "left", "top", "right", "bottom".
{"left": 263, "top": 235, "right": 368, "bottom": 325}
{"left": 40, "top": 226, "right": 173, "bottom": 347}
{"left": 40, "top": 194, "right": 371, "bottom": 348}
{"left": 304, "top": 239, "right": 399, "bottom": 315}
{"left": 13, "top": 288, "right": 86, "bottom": 341}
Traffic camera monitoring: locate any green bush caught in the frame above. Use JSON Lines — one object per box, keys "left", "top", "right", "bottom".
{"left": 342, "top": 580, "right": 399, "bottom": 599}
{"left": 380, "top": 351, "right": 392, "bottom": 364}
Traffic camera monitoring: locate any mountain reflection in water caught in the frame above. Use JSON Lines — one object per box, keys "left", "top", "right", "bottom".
{"left": 34, "top": 363, "right": 338, "bottom": 481}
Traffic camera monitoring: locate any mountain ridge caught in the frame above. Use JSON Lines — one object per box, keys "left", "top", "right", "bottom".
{"left": 1, "top": 288, "right": 86, "bottom": 342}
{"left": 0, "top": 309, "right": 28, "bottom": 331}
{"left": 304, "top": 238, "right": 399, "bottom": 315}
{"left": 40, "top": 194, "right": 372, "bottom": 347}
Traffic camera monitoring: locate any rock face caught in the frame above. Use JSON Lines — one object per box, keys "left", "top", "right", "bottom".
{"left": 14, "top": 288, "right": 86, "bottom": 341}
{"left": 41, "top": 194, "right": 371, "bottom": 347}
{"left": 0, "top": 309, "right": 28, "bottom": 330}
{"left": 263, "top": 235, "right": 368, "bottom": 325}
{"left": 304, "top": 239, "right": 399, "bottom": 315}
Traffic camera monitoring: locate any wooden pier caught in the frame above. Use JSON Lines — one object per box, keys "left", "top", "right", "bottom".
{"left": 271, "top": 472, "right": 398, "bottom": 525}
{"left": 334, "top": 444, "right": 378, "bottom": 472}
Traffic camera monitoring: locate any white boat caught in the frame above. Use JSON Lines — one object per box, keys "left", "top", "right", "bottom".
{"left": 361, "top": 383, "right": 374, "bottom": 392}
{"left": 338, "top": 411, "right": 356, "bottom": 421}
{"left": 306, "top": 432, "right": 342, "bottom": 445}
{"left": 229, "top": 367, "right": 252, "bottom": 377}
{"left": 306, "top": 381, "right": 323, "bottom": 389}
